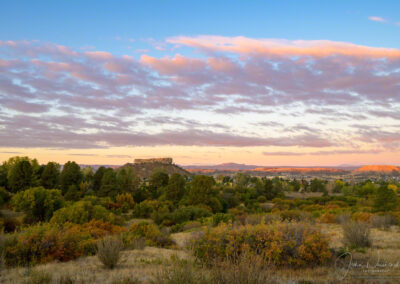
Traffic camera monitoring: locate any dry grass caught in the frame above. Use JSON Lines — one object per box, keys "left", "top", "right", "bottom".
{"left": 2, "top": 223, "right": 400, "bottom": 283}
{"left": 0, "top": 247, "right": 190, "bottom": 284}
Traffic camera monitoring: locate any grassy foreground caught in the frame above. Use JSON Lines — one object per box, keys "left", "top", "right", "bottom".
{"left": 1, "top": 223, "right": 400, "bottom": 283}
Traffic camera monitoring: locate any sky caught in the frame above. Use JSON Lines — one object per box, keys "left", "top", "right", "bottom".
{"left": 0, "top": 0, "right": 399, "bottom": 166}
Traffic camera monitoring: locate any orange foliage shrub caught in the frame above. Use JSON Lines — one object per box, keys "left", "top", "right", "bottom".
{"left": 352, "top": 212, "right": 373, "bottom": 223}
{"left": 191, "top": 221, "right": 331, "bottom": 267}
{"left": 319, "top": 213, "right": 337, "bottom": 224}
{"left": 4, "top": 220, "right": 126, "bottom": 266}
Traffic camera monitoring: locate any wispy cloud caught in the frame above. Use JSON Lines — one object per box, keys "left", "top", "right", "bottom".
{"left": 368, "top": 16, "right": 386, "bottom": 23}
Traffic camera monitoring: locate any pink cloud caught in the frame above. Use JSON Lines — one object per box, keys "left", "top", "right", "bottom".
{"left": 368, "top": 16, "right": 386, "bottom": 23}
{"left": 167, "top": 36, "right": 400, "bottom": 58}
{"left": 85, "top": 51, "right": 113, "bottom": 60}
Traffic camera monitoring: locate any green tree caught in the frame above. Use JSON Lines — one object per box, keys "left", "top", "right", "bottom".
{"left": 93, "top": 166, "right": 107, "bottom": 192}
{"left": 7, "top": 160, "right": 33, "bottom": 192}
{"left": 11, "top": 187, "right": 64, "bottom": 222}
{"left": 60, "top": 161, "right": 82, "bottom": 194}
{"left": 0, "top": 163, "right": 7, "bottom": 188}
{"left": 187, "top": 175, "right": 221, "bottom": 212}
{"left": 374, "top": 185, "right": 399, "bottom": 212}
{"left": 116, "top": 166, "right": 140, "bottom": 193}
{"left": 258, "top": 178, "right": 283, "bottom": 200}
{"left": 149, "top": 170, "right": 169, "bottom": 198}
{"left": 310, "top": 179, "right": 326, "bottom": 193}
{"left": 99, "top": 168, "right": 119, "bottom": 197}
{"left": 41, "top": 162, "right": 60, "bottom": 189}
{"left": 165, "top": 173, "right": 185, "bottom": 204}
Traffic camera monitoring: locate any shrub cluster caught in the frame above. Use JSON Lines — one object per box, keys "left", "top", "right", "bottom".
{"left": 50, "top": 200, "right": 119, "bottom": 225}
{"left": 4, "top": 220, "right": 126, "bottom": 266}
{"left": 123, "top": 222, "right": 174, "bottom": 248}
{"left": 191, "top": 221, "right": 331, "bottom": 267}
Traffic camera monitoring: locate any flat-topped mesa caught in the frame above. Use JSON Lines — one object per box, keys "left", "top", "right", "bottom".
{"left": 134, "top": 158, "right": 173, "bottom": 165}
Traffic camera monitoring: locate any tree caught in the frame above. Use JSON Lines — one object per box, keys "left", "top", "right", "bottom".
{"left": 93, "top": 166, "right": 107, "bottom": 192}
{"left": 7, "top": 160, "right": 33, "bottom": 192}
{"left": 149, "top": 170, "right": 169, "bottom": 198}
{"left": 99, "top": 168, "right": 119, "bottom": 197}
{"left": 11, "top": 187, "right": 64, "bottom": 222}
{"left": 60, "top": 161, "right": 82, "bottom": 194}
{"left": 116, "top": 166, "right": 140, "bottom": 193}
{"left": 0, "top": 163, "right": 7, "bottom": 188}
{"left": 259, "top": 178, "right": 283, "bottom": 200}
{"left": 41, "top": 162, "right": 60, "bottom": 189}
{"left": 374, "top": 185, "right": 399, "bottom": 212}
{"left": 165, "top": 173, "right": 185, "bottom": 204}
{"left": 310, "top": 179, "right": 326, "bottom": 193}
{"left": 187, "top": 175, "right": 221, "bottom": 212}
{"left": 333, "top": 180, "right": 345, "bottom": 193}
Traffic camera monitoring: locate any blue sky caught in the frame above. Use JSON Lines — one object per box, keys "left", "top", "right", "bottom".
{"left": 1, "top": 0, "right": 399, "bottom": 55}
{"left": 0, "top": 1, "right": 399, "bottom": 166}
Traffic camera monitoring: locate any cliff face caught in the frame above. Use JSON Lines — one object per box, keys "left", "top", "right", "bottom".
{"left": 134, "top": 158, "right": 173, "bottom": 164}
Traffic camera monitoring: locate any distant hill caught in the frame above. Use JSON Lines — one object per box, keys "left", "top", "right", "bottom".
{"left": 184, "top": 163, "right": 259, "bottom": 170}
{"left": 123, "top": 161, "right": 190, "bottom": 179}
{"left": 354, "top": 165, "right": 400, "bottom": 174}
{"left": 249, "top": 167, "right": 346, "bottom": 174}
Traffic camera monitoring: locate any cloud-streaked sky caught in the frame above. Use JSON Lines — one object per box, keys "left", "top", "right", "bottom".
{"left": 0, "top": 0, "right": 399, "bottom": 166}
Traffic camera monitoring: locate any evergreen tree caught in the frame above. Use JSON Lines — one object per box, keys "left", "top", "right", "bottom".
{"left": 41, "top": 162, "right": 60, "bottom": 189}
{"left": 99, "top": 168, "right": 119, "bottom": 197}
{"left": 60, "top": 161, "right": 82, "bottom": 194}
{"left": 117, "top": 166, "right": 140, "bottom": 193}
{"left": 374, "top": 184, "right": 399, "bottom": 212}
{"left": 93, "top": 166, "right": 107, "bottom": 192}
{"left": 165, "top": 173, "right": 185, "bottom": 204}
{"left": 7, "top": 160, "right": 32, "bottom": 192}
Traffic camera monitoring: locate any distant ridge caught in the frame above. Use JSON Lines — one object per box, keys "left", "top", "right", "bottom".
{"left": 354, "top": 165, "right": 400, "bottom": 173}
{"left": 184, "top": 163, "right": 259, "bottom": 171}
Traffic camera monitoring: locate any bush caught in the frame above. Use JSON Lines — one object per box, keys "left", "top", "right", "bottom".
{"left": 191, "top": 221, "right": 331, "bottom": 267}
{"left": 51, "top": 201, "right": 117, "bottom": 225}
{"left": 97, "top": 235, "right": 123, "bottom": 269}
{"left": 116, "top": 193, "right": 135, "bottom": 211}
{"left": 124, "top": 222, "right": 174, "bottom": 248}
{"left": 0, "top": 217, "right": 20, "bottom": 233}
{"left": 371, "top": 214, "right": 397, "bottom": 230}
{"left": 336, "top": 213, "right": 351, "bottom": 224}
{"left": 342, "top": 221, "right": 372, "bottom": 248}
{"left": 212, "top": 213, "right": 233, "bottom": 226}
{"left": 352, "top": 212, "right": 373, "bottom": 223}
{"left": 132, "top": 200, "right": 159, "bottom": 218}
{"left": 11, "top": 187, "right": 64, "bottom": 222}
{"left": 319, "top": 213, "right": 336, "bottom": 224}
{"left": 153, "top": 206, "right": 211, "bottom": 226}
{"left": 4, "top": 220, "right": 126, "bottom": 266}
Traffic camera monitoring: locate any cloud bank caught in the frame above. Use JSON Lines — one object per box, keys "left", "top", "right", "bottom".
{"left": 0, "top": 37, "right": 399, "bottom": 157}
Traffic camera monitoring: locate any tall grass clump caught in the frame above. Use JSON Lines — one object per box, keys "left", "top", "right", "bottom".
{"left": 97, "top": 235, "right": 123, "bottom": 269}
{"left": 342, "top": 221, "right": 371, "bottom": 248}
{"left": 29, "top": 270, "right": 52, "bottom": 284}
{"left": 153, "top": 260, "right": 208, "bottom": 284}
{"left": 210, "top": 252, "right": 273, "bottom": 284}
